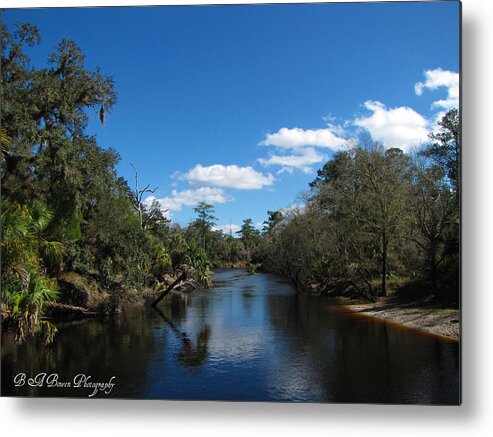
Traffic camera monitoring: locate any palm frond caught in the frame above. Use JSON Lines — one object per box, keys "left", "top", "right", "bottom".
{"left": 29, "top": 200, "right": 54, "bottom": 234}
{"left": 1, "top": 127, "right": 10, "bottom": 160}
{"left": 40, "top": 240, "right": 65, "bottom": 266}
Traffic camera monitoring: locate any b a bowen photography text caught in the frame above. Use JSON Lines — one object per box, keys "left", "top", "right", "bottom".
{"left": 13, "top": 373, "right": 116, "bottom": 398}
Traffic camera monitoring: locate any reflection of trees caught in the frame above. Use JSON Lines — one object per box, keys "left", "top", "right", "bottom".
{"left": 178, "top": 328, "right": 211, "bottom": 367}
{"left": 1, "top": 305, "right": 161, "bottom": 398}
{"left": 2, "top": 289, "right": 213, "bottom": 398}
{"left": 241, "top": 285, "right": 255, "bottom": 316}
{"left": 266, "top": 292, "right": 460, "bottom": 404}
{"left": 153, "top": 304, "right": 211, "bottom": 368}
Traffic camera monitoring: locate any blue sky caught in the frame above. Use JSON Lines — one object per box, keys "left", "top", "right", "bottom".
{"left": 2, "top": 2, "right": 460, "bottom": 232}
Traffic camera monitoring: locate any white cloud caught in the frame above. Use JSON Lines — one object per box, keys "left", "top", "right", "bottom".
{"left": 259, "top": 127, "right": 347, "bottom": 150}
{"left": 213, "top": 223, "right": 241, "bottom": 235}
{"left": 322, "top": 114, "right": 349, "bottom": 137}
{"left": 258, "top": 147, "right": 327, "bottom": 174}
{"left": 256, "top": 68, "right": 458, "bottom": 159}
{"left": 354, "top": 101, "right": 430, "bottom": 152}
{"left": 182, "top": 164, "right": 274, "bottom": 190}
{"left": 415, "top": 68, "right": 459, "bottom": 110}
{"left": 144, "top": 187, "right": 232, "bottom": 214}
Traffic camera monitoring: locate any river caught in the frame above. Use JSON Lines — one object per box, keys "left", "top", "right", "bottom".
{"left": 1, "top": 269, "right": 460, "bottom": 403}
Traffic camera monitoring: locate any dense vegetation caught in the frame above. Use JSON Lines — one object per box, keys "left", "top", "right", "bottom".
{"left": 0, "top": 23, "right": 238, "bottom": 343}
{"left": 1, "top": 22, "right": 459, "bottom": 344}
{"left": 257, "top": 111, "right": 460, "bottom": 304}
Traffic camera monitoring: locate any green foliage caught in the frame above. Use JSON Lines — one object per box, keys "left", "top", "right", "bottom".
{"left": 303, "top": 143, "right": 414, "bottom": 296}
{"left": 148, "top": 238, "right": 172, "bottom": 282}
{"left": 1, "top": 199, "right": 61, "bottom": 343}
{"left": 143, "top": 199, "right": 170, "bottom": 237}
{"left": 259, "top": 117, "right": 460, "bottom": 303}
{"left": 183, "top": 241, "right": 213, "bottom": 288}
{"left": 236, "top": 218, "right": 261, "bottom": 262}
{"left": 189, "top": 202, "right": 218, "bottom": 253}
{"left": 1, "top": 20, "right": 224, "bottom": 344}
{"left": 1, "top": 21, "right": 158, "bottom": 342}
{"left": 63, "top": 209, "right": 83, "bottom": 241}
{"left": 2, "top": 270, "right": 59, "bottom": 344}
{"left": 164, "top": 229, "right": 212, "bottom": 287}
{"left": 421, "top": 109, "right": 460, "bottom": 198}
{"left": 262, "top": 210, "right": 283, "bottom": 234}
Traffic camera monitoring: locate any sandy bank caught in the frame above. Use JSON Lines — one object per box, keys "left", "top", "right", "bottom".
{"left": 342, "top": 300, "right": 460, "bottom": 341}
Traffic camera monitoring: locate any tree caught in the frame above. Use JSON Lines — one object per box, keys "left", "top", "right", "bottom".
{"left": 237, "top": 218, "right": 261, "bottom": 261}
{"left": 307, "top": 149, "right": 376, "bottom": 295}
{"left": 192, "top": 202, "right": 217, "bottom": 252}
{"left": 2, "top": 21, "right": 117, "bottom": 228}
{"left": 411, "top": 109, "right": 460, "bottom": 298}
{"left": 421, "top": 109, "right": 460, "bottom": 201}
{"left": 408, "top": 163, "right": 455, "bottom": 292}
{"left": 356, "top": 147, "right": 413, "bottom": 296}
{"left": 313, "top": 145, "right": 413, "bottom": 296}
{"left": 262, "top": 210, "right": 283, "bottom": 234}
{"left": 258, "top": 127, "right": 459, "bottom": 303}
{"left": 129, "top": 163, "right": 158, "bottom": 228}
{"left": 143, "top": 199, "right": 170, "bottom": 236}
{"left": 1, "top": 21, "right": 172, "bottom": 342}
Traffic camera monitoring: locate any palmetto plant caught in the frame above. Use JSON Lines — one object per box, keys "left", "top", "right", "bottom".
{"left": 1, "top": 127, "right": 9, "bottom": 161}
{"left": 1, "top": 199, "right": 62, "bottom": 343}
{"left": 182, "top": 241, "right": 212, "bottom": 288}
{"left": 30, "top": 200, "right": 65, "bottom": 272}
{"left": 2, "top": 271, "right": 58, "bottom": 344}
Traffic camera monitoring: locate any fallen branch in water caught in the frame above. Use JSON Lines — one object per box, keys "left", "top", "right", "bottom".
{"left": 174, "top": 279, "right": 199, "bottom": 293}
{"left": 43, "top": 302, "right": 97, "bottom": 318}
{"left": 151, "top": 272, "right": 188, "bottom": 307}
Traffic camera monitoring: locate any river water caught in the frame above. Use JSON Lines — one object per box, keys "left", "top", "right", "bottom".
{"left": 1, "top": 269, "right": 460, "bottom": 404}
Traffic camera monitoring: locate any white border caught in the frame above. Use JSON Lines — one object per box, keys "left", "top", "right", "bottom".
{"left": 2, "top": 0, "right": 493, "bottom": 436}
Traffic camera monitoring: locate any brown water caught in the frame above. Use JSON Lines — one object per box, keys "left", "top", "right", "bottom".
{"left": 1, "top": 269, "right": 460, "bottom": 403}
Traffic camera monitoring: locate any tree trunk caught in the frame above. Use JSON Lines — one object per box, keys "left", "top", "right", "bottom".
{"left": 381, "top": 234, "right": 388, "bottom": 297}
{"left": 430, "top": 243, "right": 438, "bottom": 293}
{"left": 151, "top": 272, "right": 187, "bottom": 307}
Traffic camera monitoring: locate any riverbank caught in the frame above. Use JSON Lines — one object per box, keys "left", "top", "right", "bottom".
{"left": 341, "top": 298, "right": 460, "bottom": 341}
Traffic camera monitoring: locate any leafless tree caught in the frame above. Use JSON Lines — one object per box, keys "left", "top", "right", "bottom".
{"left": 130, "top": 163, "right": 158, "bottom": 228}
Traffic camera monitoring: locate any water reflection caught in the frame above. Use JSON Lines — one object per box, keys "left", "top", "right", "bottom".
{"left": 265, "top": 292, "right": 459, "bottom": 403}
{"left": 1, "top": 306, "right": 163, "bottom": 398}
{"left": 154, "top": 305, "right": 211, "bottom": 368}
{"left": 1, "top": 269, "right": 459, "bottom": 404}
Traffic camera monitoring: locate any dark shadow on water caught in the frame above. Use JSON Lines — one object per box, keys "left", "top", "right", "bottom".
{"left": 153, "top": 306, "right": 210, "bottom": 368}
